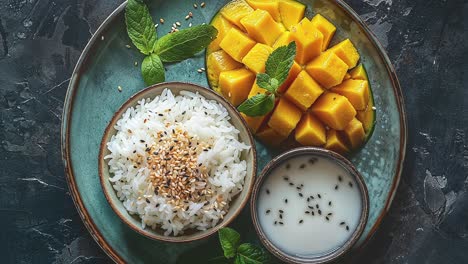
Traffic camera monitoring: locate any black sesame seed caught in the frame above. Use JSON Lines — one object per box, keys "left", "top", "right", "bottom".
{"left": 289, "top": 182, "right": 294, "bottom": 186}
{"left": 318, "top": 210, "right": 322, "bottom": 215}
{"left": 279, "top": 210, "right": 284, "bottom": 213}
{"left": 286, "top": 163, "right": 291, "bottom": 169}
{"left": 318, "top": 194, "right": 322, "bottom": 199}
{"left": 349, "top": 182, "right": 353, "bottom": 188}
{"left": 283, "top": 176, "right": 289, "bottom": 181}
{"left": 335, "top": 185, "right": 339, "bottom": 190}
{"left": 308, "top": 206, "right": 314, "bottom": 209}
{"left": 311, "top": 211, "right": 315, "bottom": 216}
{"left": 346, "top": 226, "right": 350, "bottom": 231}
{"left": 182, "top": 111, "right": 186, "bottom": 115}
{"left": 340, "top": 222, "right": 345, "bottom": 226}
{"left": 284, "top": 199, "right": 288, "bottom": 203}
{"left": 338, "top": 175, "right": 343, "bottom": 182}
{"left": 305, "top": 211, "right": 310, "bottom": 214}
{"left": 279, "top": 214, "right": 283, "bottom": 219}
{"left": 133, "top": 166, "right": 137, "bottom": 168}
{"left": 279, "top": 222, "right": 284, "bottom": 225}
{"left": 158, "top": 114, "right": 163, "bottom": 116}
{"left": 156, "top": 203, "right": 160, "bottom": 207}
{"left": 299, "top": 193, "right": 303, "bottom": 197}
{"left": 326, "top": 217, "right": 330, "bottom": 221}
{"left": 274, "top": 221, "right": 277, "bottom": 225}
{"left": 266, "top": 210, "right": 271, "bottom": 214}
{"left": 153, "top": 151, "right": 159, "bottom": 155}
{"left": 316, "top": 204, "right": 319, "bottom": 209}
{"left": 307, "top": 198, "right": 310, "bottom": 202}
{"left": 145, "top": 148, "right": 151, "bottom": 152}
{"left": 310, "top": 195, "right": 315, "bottom": 199}
{"left": 299, "top": 164, "right": 306, "bottom": 169}
{"left": 299, "top": 220, "right": 304, "bottom": 224}
{"left": 133, "top": 150, "right": 136, "bottom": 153}
{"left": 266, "top": 189, "right": 270, "bottom": 194}
{"left": 296, "top": 186, "right": 301, "bottom": 190}
{"left": 327, "top": 213, "right": 333, "bottom": 216}
{"left": 329, "top": 201, "right": 332, "bottom": 206}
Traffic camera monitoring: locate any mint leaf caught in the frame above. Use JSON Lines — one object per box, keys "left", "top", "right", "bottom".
{"left": 256, "top": 73, "right": 275, "bottom": 92}
{"left": 218, "top": 227, "right": 241, "bottom": 259}
{"left": 235, "top": 243, "right": 270, "bottom": 264}
{"left": 265, "top": 41, "right": 296, "bottom": 86}
{"left": 237, "top": 94, "right": 275, "bottom": 117}
{"left": 155, "top": 25, "right": 218, "bottom": 62}
{"left": 141, "top": 53, "right": 165, "bottom": 85}
{"left": 125, "top": 0, "right": 158, "bottom": 55}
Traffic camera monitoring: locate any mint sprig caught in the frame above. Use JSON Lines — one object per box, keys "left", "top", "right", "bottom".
{"left": 213, "top": 227, "right": 270, "bottom": 264}
{"left": 238, "top": 42, "right": 297, "bottom": 117}
{"left": 125, "top": 0, "right": 218, "bottom": 86}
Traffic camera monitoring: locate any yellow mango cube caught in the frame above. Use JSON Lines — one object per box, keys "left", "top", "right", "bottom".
{"left": 279, "top": 0, "right": 306, "bottom": 30}
{"left": 328, "top": 39, "right": 360, "bottom": 68}
{"left": 278, "top": 61, "right": 302, "bottom": 93}
{"left": 220, "top": 28, "right": 257, "bottom": 62}
{"left": 240, "top": 9, "right": 285, "bottom": 46}
{"left": 220, "top": 0, "right": 254, "bottom": 30}
{"left": 342, "top": 118, "right": 365, "bottom": 149}
{"left": 207, "top": 50, "right": 243, "bottom": 88}
{"left": 242, "top": 43, "right": 273, "bottom": 74}
{"left": 256, "top": 125, "right": 288, "bottom": 147}
{"left": 349, "top": 64, "right": 368, "bottom": 80}
{"left": 219, "top": 68, "right": 256, "bottom": 106}
{"left": 324, "top": 129, "right": 350, "bottom": 155}
{"left": 311, "top": 92, "right": 357, "bottom": 130}
{"left": 290, "top": 18, "right": 324, "bottom": 64}
{"left": 268, "top": 98, "right": 302, "bottom": 137}
{"left": 284, "top": 70, "right": 324, "bottom": 111}
{"left": 273, "top": 31, "right": 292, "bottom": 49}
{"left": 295, "top": 113, "right": 326, "bottom": 146}
{"left": 306, "top": 51, "right": 348, "bottom": 88}
{"left": 331, "top": 79, "right": 370, "bottom": 110}
{"left": 241, "top": 113, "right": 267, "bottom": 133}
{"left": 246, "top": 0, "right": 281, "bottom": 21}
{"left": 310, "top": 14, "right": 336, "bottom": 50}
{"left": 248, "top": 81, "right": 267, "bottom": 98}
{"left": 208, "top": 15, "right": 237, "bottom": 53}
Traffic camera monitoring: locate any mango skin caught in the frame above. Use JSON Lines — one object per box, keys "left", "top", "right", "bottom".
{"left": 324, "top": 129, "right": 350, "bottom": 155}
{"left": 242, "top": 43, "right": 273, "bottom": 74}
{"left": 240, "top": 9, "right": 285, "bottom": 46}
{"left": 219, "top": 68, "right": 256, "bottom": 106}
{"left": 328, "top": 39, "right": 360, "bottom": 68}
{"left": 246, "top": 0, "right": 281, "bottom": 21}
{"left": 256, "top": 125, "right": 288, "bottom": 147}
{"left": 295, "top": 113, "right": 326, "bottom": 146}
{"left": 220, "top": 28, "right": 257, "bottom": 62}
{"left": 311, "top": 92, "right": 357, "bottom": 130}
{"left": 220, "top": 0, "right": 254, "bottom": 30}
{"left": 330, "top": 79, "right": 370, "bottom": 111}
{"left": 279, "top": 0, "right": 306, "bottom": 30}
{"left": 310, "top": 14, "right": 336, "bottom": 50}
{"left": 207, "top": 50, "right": 243, "bottom": 90}
{"left": 284, "top": 70, "right": 324, "bottom": 111}
{"left": 306, "top": 51, "right": 348, "bottom": 89}
{"left": 268, "top": 98, "right": 302, "bottom": 137}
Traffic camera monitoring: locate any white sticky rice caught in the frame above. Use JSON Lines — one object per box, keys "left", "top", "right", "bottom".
{"left": 105, "top": 89, "right": 250, "bottom": 236}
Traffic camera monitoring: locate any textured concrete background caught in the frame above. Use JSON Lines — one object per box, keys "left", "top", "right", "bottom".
{"left": 0, "top": 0, "right": 466, "bottom": 263}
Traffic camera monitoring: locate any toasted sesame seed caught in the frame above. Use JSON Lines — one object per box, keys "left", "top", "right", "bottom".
{"left": 134, "top": 61, "right": 138, "bottom": 66}
{"left": 125, "top": 44, "right": 131, "bottom": 49}
{"left": 193, "top": 3, "right": 198, "bottom": 8}
{"left": 117, "top": 86, "right": 122, "bottom": 92}
{"left": 201, "top": 2, "right": 205, "bottom": 7}
{"left": 185, "top": 15, "right": 190, "bottom": 20}
{"left": 176, "top": 22, "right": 181, "bottom": 26}
{"left": 160, "top": 18, "right": 165, "bottom": 24}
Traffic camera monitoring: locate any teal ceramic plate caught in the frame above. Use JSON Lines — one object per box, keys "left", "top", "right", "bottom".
{"left": 61, "top": 1, "right": 407, "bottom": 263}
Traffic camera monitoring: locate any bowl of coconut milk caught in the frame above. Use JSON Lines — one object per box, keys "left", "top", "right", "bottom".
{"left": 251, "top": 147, "right": 369, "bottom": 264}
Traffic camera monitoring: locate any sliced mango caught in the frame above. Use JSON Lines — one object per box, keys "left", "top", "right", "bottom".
{"left": 207, "top": 50, "right": 243, "bottom": 89}
{"left": 295, "top": 113, "right": 326, "bottom": 146}
{"left": 256, "top": 125, "right": 288, "bottom": 147}
{"left": 242, "top": 43, "right": 273, "bottom": 74}
{"left": 219, "top": 68, "right": 256, "bottom": 106}
{"left": 240, "top": 9, "right": 285, "bottom": 46}
{"left": 349, "top": 63, "right": 368, "bottom": 80}
{"left": 342, "top": 118, "right": 365, "bottom": 149}
{"left": 220, "top": 0, "right": 254, "bottom": 30}
{"left": 248, "top": 81, "right": 267, "bottom": 98}
{"left": 324, "top": 129, "right": 350, "bottom": 155}
{"left": 330, "top": 79, "right": 369, "bottom": 111}
{"left": 268, "top": 98, "right": 302, "bottom": 137}
{"left": 279, "top": 0, "right": 306, "bottom": 30}
{"left": 278, "top": 61, "right": 302, "bottom": 93}
{"left": 273, "top": 31, "right": 292, "bottom": 49}
{"left": 208, "top": 15, "right": 237, "bottom": 53}
{"left": 284, "top": 70, "right": 324, "bottom": 111}
{"left": 241, "top": 113, "right": 267, "bottom": 133}
{"left": 220, "top": 28, "right": 257, "bottom": 62}
{"left": 306, "top": 51, "right": 348, "bottom": 88}
{"left": 328, "top": 39, "right": 360, "bottom": 68}
{"left": 290, "top": 18, "right": 324, "bottom": 64}
{"left": 311, "top": 92, "right": 356, "bottom": 130}
{"left": 246, "top": 0, "right": 281, "bottom": 21}
{"left": 310, "top": 14, "right": 336, "bottom": 50}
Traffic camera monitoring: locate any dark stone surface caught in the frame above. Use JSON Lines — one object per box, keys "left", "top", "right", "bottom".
{"left": 0, "top": 0, "right": 465, "bottom": 263}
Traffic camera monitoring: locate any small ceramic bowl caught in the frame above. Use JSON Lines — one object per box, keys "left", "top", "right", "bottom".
{"left": 251, "top": 147, "right": 369, "bottom": 264}
{"left": 98, "top": 82, "right": 257, "bottom": 243}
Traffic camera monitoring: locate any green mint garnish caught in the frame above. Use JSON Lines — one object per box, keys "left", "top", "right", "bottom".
{"left": 125, "top": 0, "right": 218, "bottom": 86}
{"left": 235, "top": 243, "right": 270, "bottom": 264}
{"left": 218, "top": 227, "right": 241, "bottom": 259}
{"left": 155, "top": 25, "right": 218, "bottom": 63}
{"left": 238, "top": 42, "right": 296, "bottom": 117}
{"left": 216, "top": 228, "right": 270, "bottom": 264}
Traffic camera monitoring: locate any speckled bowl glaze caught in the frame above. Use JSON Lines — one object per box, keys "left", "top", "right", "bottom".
{"left": 98, "top": 82, "right": 257, "bottom": 243}
{"left": 251, "top": 147, "right": 369, "bottom": 264}
{"left": 61, "top": 0, "right": 406, "bottom": 262}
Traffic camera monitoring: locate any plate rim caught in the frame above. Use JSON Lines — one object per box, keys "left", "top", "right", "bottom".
{"left": 60, "top": 1, "right": 407, "bottom": 263}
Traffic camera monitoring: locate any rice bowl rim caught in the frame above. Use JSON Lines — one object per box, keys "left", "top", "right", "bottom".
{"left": 98, "top": 82, "right": 257, "bottom": 243}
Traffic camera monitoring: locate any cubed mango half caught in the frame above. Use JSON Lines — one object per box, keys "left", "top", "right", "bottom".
{"left": 220, "top": 28, "right": 257, "bottom": 62}
{"left": 295, "top": 113, "right": 326, "bottom": 146}
{"left": 290, "top": 18, "right": 324, "bottom": 64}
{"left": 324, "top": 129, "right": 350, "bottom": 155}
{"left": 279, "top": 0, "right": 306, "bottom": 30}
{"left": 240, "top": 9, "right": 285, "bottom": 46}
{"left": 278, "top": 61, "right": 302, "bottom": 93}
{"left": 256, "top": 125, "right": 288, "bottom": 147}
{"left": 331, "top": 79, "right": 370, "bottom": 110}
{"left": 207, "top": 50, "right": 243, "bottom": 88}
{"left": 306, "top": 51, "right": 348, "bottom": 88}
{"left": 246, "top": 0, "right": 281, "bottom": 21}
{"left": 328, "top": 39, "right": 360, "bottom": 68}
{"left": 310, "top": 14, "right": 336, "bottom": 50}
{"left": 219, "top": 68, "right": 256, "bottom": 106}
{"left": 208, "top": 15, "right": 237, "bottom": 53}
{"left": 242, "top": 43, "right": 273, "bottom": 74}
{"left": 268, "top": 98, "right": 302, "bottom": 137}
{"left": 342, "top": 118, "right": 365, "bottom": 149}
{"left": 284, "top": 70, "right": 324, "bottom": 111}
{"left": 311, "top": 92, "right": 356, "bottom": 130}
{"left": 220, "top": 0, "right": 254, "bottom": 30}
